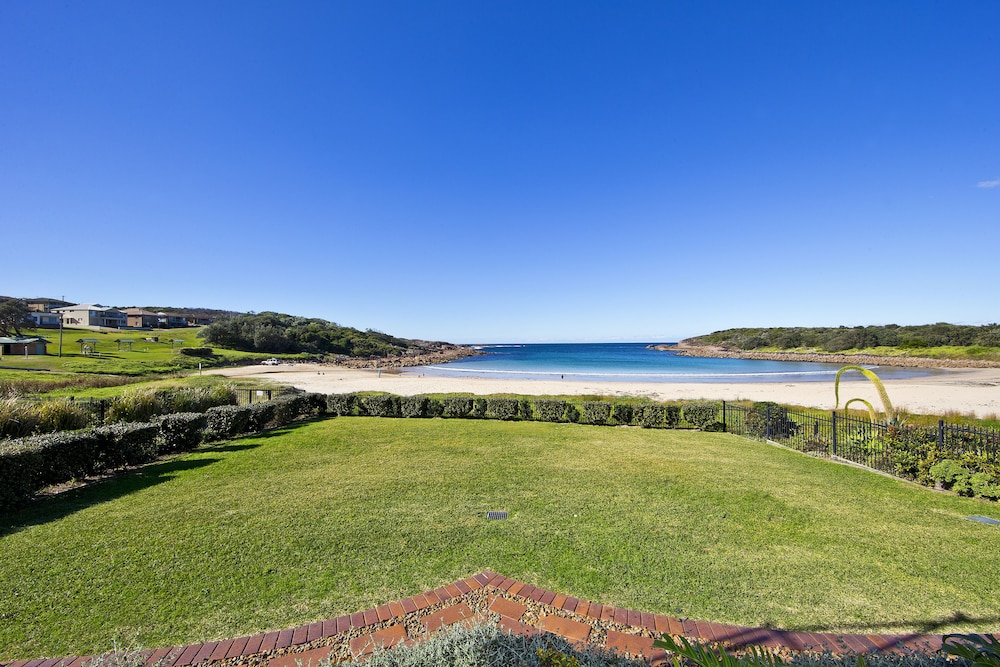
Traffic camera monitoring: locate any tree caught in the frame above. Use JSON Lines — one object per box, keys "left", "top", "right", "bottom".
{"left": 0, "top": 298, "right": 32, "bottom": 337}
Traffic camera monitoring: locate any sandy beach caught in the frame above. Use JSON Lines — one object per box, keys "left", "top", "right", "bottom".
{"left": 207, "top": 363, "right": 1000, "bottom": 418}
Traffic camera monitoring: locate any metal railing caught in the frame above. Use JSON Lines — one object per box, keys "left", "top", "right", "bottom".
{"left": 721, "top": 401, "right": 1000, "bottom": 479}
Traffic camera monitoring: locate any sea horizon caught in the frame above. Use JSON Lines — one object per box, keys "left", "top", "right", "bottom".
{"left": 411, "top": 341, "right": 938, "bottom": 384}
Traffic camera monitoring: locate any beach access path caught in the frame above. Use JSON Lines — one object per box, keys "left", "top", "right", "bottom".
{"left": 207, "top": 363, "right": 1000, "bottom": 419}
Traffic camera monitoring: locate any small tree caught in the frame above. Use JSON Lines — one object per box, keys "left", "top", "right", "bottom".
{"left": 0, "top": 299, "right": 31, "bottom": 337}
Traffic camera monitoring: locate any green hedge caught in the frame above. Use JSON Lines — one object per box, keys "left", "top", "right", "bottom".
{"left": 581, "top": 401, "right": 612, "bottom": 425}
{"left": 682, "top": 402, "right": 722, "bottom": 430}
{"left": 157, "top": 412, "right": 209, "bottom": 452}
{"left": 534, "top": 400, "right": 567, "bottom": 422}
{"left": 442, "top": 397, "right": 473, "bottom": 418}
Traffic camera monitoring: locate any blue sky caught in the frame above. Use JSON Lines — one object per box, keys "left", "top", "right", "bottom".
{"left": 2, "top": 1, "right": 997, "bottom": 343}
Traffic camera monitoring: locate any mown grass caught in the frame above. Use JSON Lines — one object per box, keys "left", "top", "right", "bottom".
{"left": 0, "top": 327, "right": 289, "bottom": 377}
{"left": 2, "top": 418, "right": 1000, "bottom": 660}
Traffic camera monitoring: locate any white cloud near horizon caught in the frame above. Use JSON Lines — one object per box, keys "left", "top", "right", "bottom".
{"left": 976, "top": 178, "right": 1000, "bottom": 189}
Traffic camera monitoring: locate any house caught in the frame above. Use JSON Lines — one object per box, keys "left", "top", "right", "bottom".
{"left": 29, "top": 311, "right": 62, "bottom": 328}
{"left": 51, "top": 304, "right": 127, "bottom": 329}
{"left": 0, "top": 337, "right": 48, "bottom": 356}
{"left": 24, "top": 298, "right": 73, "bottom": 313}
{"left": 123, "top": 308, "right": 160, "bottom": 329}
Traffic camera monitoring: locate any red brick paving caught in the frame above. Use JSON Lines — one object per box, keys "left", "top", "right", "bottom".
{"left": 1, "top": 570, "right": 961, "bottom": 667}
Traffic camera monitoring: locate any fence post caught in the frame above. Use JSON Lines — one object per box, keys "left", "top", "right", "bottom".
{"left": 938, "top": 419, "right": 944, "bottom": 450}
{"left": 722, "top": 401, "right": 727, "bottom": 433}
{"left": 831, "top": 411, "right": 838, "bottom": 457}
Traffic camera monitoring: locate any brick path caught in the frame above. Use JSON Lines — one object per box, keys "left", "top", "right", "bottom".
{"left": 0, "top": 570, "right": 946, "bottom": 667}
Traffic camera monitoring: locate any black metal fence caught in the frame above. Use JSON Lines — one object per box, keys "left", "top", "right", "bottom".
{"left": 721, "top": 401, "right": 1000, "bottom": 480}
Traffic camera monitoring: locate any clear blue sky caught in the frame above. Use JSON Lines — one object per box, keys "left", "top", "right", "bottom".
{"left": 2, "top": 1, "right": 997, "bottom": 343}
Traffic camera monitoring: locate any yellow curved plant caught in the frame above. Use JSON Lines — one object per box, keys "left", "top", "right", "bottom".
{"left": 834, "top": 365, "right": 894, "bottom": 422}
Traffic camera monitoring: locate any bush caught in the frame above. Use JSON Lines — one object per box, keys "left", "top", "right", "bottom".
{"left": 360, "top": 394, "right": 401, "bottom": 418}
{"left": 157, "top": 412, "right": 208, "bottom": 452}
{"left": 441, "top": 397, "right": 473, "bottom": 418}
{"left": 271, "top": 394, "right": 309, "bottom": 426}
{"left": 245, "top": 401, "right": 277, "bottom": 431}
{"left": 178, "top": 347, "right": 214, "bottom": 357}
{"left": 930, "top": 459, "right": 973, "bottom": 495}
{"left": 326, "top": 393, "right": 357, "bottom": 417}
{"left": 0, "top": 439, "right": 45, "bottom": 511}
{"left": 206, "top": 404, "right": 253, "bottom": 439}
{"left": 485, "top": 397, "right": 519, "bottom": 420}
{"left": 471, "top": 398, "right": 487, "bottom": 418}
{"left": 564, "top": 404, "right": 580, "bottom": 423}
{"left": 745, "top": 402, "right": 799, "bottom": 439}
{"left": 663, "top": 405, "right": 681, "bottom": 428}
{"left": 612, "top": 403, "right": 634, "bottom": 425}
{"left": 581, "top": 401, "right": 612, "bottom": 425}
{"left": 426, "top": 398, "right": 443, "bottom": 418}
{"left": 534, "top": 400, "right": 567, "bottom": 422}
{"left": 683, "top": 402, "right": 720, "bottom": 429}
{"left": 93, "top": 422, "right": 160, "bottom": 469}
{"left": 635, "top": 404, "right": 665, "bottom": 428}
{"left": 400, "top": 395, "right": 429, "bottom": 418}
{"left": 518, "top": 399, "right": 533, "bottom": 421}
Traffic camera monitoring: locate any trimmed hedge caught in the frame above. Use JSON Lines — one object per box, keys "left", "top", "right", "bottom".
{"left": 157, "top": 412, "right": 209, "bottom": 452}
{"left": 442, "top": 397, "right": 473, "bottom": 418}
{"left": 359, "top": 394, "right": 401, "bottom": 418}
{"left": 581, "top": 401, "right": 612, "bottom": 425}
{"left": 485, "top": 397, "right": 520, "bottom": 420}
{"left": 612, "top": 403, "right": 634, "bottom": 426}
{"left": 326, "top": 393, "right": 358, "bottom": 417}
{"left": 534, "top": 400, "right": 567, "bottom": 423}
{"left": 400, "top": 395, "right": 429, "bottom": 418}
{"left": 635, "top": 404, "right": 665, "bottom": 428}
{"left": 683, "top": 402, "right": 721, "bottom": 429}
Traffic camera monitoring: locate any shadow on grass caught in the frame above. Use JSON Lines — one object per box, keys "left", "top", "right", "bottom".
{"left": 0, "top": 455, "right": 229, "bottom": 539}
{"left": 786, "top": 609, "right": 1000, "bottom": 637}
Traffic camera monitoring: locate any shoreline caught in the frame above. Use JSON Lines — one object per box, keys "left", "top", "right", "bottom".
{"left": 206, "top": 363, "right": 1000, "bottom": 419}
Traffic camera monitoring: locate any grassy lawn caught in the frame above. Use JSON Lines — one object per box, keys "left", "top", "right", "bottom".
{"left": 0, "top": 326, "right": 289, "bottom": 378}
{"left": 3, "top": 418, "right": 1000, "bottom": 659}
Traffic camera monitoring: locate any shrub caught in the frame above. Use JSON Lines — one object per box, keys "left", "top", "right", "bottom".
{"left": 206, "top": 404, "right": 252, "bottom": 439}
{"left": 471, "top": 398, "right": 487, "bottom": 418}
{"left": 930, "top": 459, "right": 973, "bottom": 495}
{"left": 745, "top": 402, "right": 799, "bottom": 439}
{"left": 93, "top": 422, "right": 160, "bottom": 469}
{"left": 635, "top": 404, "right": 665, "bottom": 428}
{"left": 271, "top": 394, "right": 309, "bottom": 426}
{"left": 518, "top": 399, "right": 533, "bottom": 421}
{"left": 442, "top": 397, "right": 473, "bottom": 418}
{"left": 663, "top": 405, "right": 681, "bottom": 428}
{"left": 683, "top": 402, "right": 720, "bottom": 429}
{"left": 304, "top": 392, "right": 328, "bottom": 415}
{"left": 612, "top": 403, "right": 634, "bottom": 425}
{"left": 400, "top": 395, "right": 429, "bottom": 418}
{"left": 485, "top": 397, "right": 519, "bottom": 420}
{"left": 178, "top": 347, "right": 214, "bottom": 357}
{"left": 564, "top": 403, "right": 580, "bottom": 423}
{"left": 245, "top": 401, "right": 277, "bottom": 431}
{"left": 326, "top": 393, "right": 358, "bottom": 417}
{"left": 581, "top": 401, "right": 612, "bottom": 425}
{"left": 357, "top": 394, "right": 401, "bottom": 418}
{"left": 534, "top": 399, "right": 567, "bottom": 422}
{"left": 426, "top": 398, "right": 443, "bottom": 418}
{"left": 0, "top": 439, "right": 45, "bottom": 511}
{"left": 157, "top": 412, "right": 208, "bottom": 452}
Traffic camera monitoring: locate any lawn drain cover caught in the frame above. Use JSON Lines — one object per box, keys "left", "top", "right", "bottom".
{"left": 966, "top": 515, "right": 1000, "bottom": 526}
{"left": 485, "top": 511, "right": 508, "bottom": 520}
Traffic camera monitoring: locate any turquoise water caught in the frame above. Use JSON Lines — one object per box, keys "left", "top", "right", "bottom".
{"left": 413, "top": 342, "right": 934, "bottom": 383}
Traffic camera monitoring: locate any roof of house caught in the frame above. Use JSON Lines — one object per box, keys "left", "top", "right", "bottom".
{"left": 0, "top": 337, "right": 49, "bottom": 344}
{"left": 52, "top": 303, "right": 124, "bottom": 313}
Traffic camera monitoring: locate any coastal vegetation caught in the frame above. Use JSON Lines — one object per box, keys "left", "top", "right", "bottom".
{"left": 3, "top": 416, "right": 1000, "bottom": 658}
{"left": 682, "top": 323, "right": 1000, "bottom": 362}
{"left": 199, "top": 311, "right": 436, "bottom": 357}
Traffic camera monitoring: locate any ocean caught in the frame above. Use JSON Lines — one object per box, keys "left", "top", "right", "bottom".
{"left": 413, "top": 342, "right": 934, "bottom": 383}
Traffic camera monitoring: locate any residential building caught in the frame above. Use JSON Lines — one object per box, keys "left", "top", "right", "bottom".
{"left": 51, "top": 304, "right": 127, "bottom": 329}
{"left": 0, "top": 337, "right": 48, "bottom": 356}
